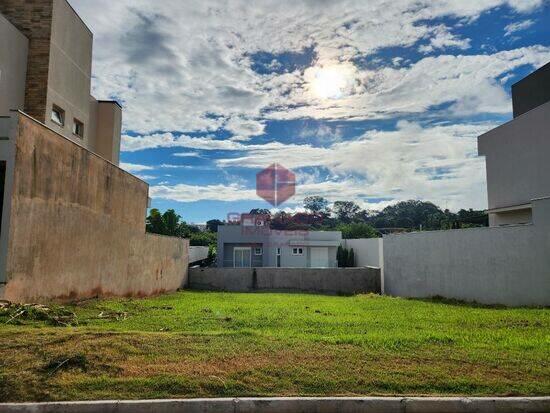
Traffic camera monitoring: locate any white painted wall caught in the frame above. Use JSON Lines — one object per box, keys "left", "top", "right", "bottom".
{"left": 343, "top": 238, "right": 383, "bottom": 267}
{"left": 383, "top": 197, "right": 550, "bottom": 306}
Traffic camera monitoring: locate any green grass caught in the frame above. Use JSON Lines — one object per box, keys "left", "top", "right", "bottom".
{"left": 0, "top": 291, "right": 549, "bottom": 402}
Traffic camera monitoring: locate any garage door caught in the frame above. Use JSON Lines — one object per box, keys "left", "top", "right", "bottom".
{"left": 310, "top": 247, "right": 329, "bottom": 268}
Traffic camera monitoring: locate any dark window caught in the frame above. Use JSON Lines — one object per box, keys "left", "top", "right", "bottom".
{"left": 73, "top": 119, "right": 84, "bottom": 138}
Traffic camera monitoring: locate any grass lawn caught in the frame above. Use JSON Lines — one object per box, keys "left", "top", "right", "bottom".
{"left": 0, "top": 291, "right": 549, "bottom": 402}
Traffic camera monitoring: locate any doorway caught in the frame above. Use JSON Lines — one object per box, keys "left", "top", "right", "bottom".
{"left": 233, "top": 247, "right": 252, "bottom": 268}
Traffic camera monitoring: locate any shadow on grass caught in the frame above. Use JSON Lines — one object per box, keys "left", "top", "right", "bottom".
{"left": 407, "top": 295, "right": 549, "bottom": 310}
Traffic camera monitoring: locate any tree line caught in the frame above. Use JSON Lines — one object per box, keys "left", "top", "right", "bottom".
{"left": 147, "top": 197, "right": 488, "bottom": 244}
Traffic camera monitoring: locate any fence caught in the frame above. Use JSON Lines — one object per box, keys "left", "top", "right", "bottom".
{"left": 383, "top": 197, "right": 550, "bottom": 306}
{"left": 188, "top": 267, "right": 381, "bottom": 295}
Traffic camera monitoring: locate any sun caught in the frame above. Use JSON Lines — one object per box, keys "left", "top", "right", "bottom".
{"left": 309, "top": 64, "right": 354, "bottom": 100}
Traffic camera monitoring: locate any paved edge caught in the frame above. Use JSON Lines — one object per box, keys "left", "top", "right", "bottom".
{"left": 0, "top": 397, "right": 549, "bottom": 413}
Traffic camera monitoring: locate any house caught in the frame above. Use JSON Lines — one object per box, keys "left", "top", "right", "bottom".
{"left": 0, "top": 0, "right": 188, "bottom": 303}
{"left": 478, "top": 62, "right": 550, "bottom": 226}
{"left": 217, "top": 215, "right": 342, "bottom": 268}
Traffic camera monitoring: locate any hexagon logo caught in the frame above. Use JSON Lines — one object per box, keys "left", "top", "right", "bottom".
{"left": 256, "top": 163, "right": 296, "bottom": 207}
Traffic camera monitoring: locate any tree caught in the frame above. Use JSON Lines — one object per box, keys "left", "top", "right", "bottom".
{"left": 348, "top": 248, "right": 355, "bottom": 267}
{"left": 337, "top": 246, "right": 345, "bottom": 267}
{"left": 162, "top": 209, "right": 182, "bottom": 236}
{"left": 332, "top": 201, "right": 361, "bottom": 223}
{"left": 337, "top": 222, "right": 378, "bottom": 239}
{"left": 303, "top": 196, "right": 329, "bottom": 214}
{"left": 249, "top": 208, "right": 271, "bottom": 216}
{"left": 206, "top": 219, "right": 224, "bottom": 233}
{"left": 189, "top": 231, "right": 217, "bottom": 247}
{"left": 146, "top": 208, "right": 167, "bottom": 235}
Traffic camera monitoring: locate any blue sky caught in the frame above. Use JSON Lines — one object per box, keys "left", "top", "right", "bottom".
{"left": 71, "top": 0, "right": 550, "bottom": 223}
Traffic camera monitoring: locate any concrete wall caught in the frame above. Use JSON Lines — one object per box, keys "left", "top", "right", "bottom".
{"left": 189, "top": 267, "right": 381, "bottom": 295}
{"left": 343, "top": 238, "right": 384, "bottom": 292}
{"left": 0, "top": 0, "right": 54, "bottom": 122}
{"left": 512, "top": 62, "right": 550, "bottom": 118}
{"left": 0, "top": 113, "right": 188, "bottom": 302}
{"left": 189, "top": 246, "right": 209, "bottom": 264}
{"left": 45, "top": 0, "right": 93, "bottom": 146}
{"left": 490, "top": 208, "right": 532, "bottom": 227}
{"left": 478, "top": 101, "right": 550, "bottom": 212}
{"left": 0, "top": 13, "right": 28, "bottom": 117}
{"left": 1, "top": 0, "right": 122, "bottom": 165}
{"left": 383, "top": 197, "right": 550, "bottom": 306}
{"left": 93, "top": 101, "right": 122, "bottom": 165}
{"left": 342, "top": 238, "right": 383, "bottom": 268}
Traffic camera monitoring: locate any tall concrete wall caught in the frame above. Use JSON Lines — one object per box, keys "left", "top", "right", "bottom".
{"left": 383, "top": 197, "right": 550, "bottom": 306}
{"left": 478, "top": 101, "right": 550, "bottom": 212}
{"left": 0, "top": 113, "right": 188, "bottom": 302}
{"left": 0, "top": 13, "right": 28, "bottom": 117}
{"left": 189, "top": 267, "right": 381, "bottom": 295}
{"left": 343, "top": 238, "right": 385, "bottom": 292}
{"left": 342, "top": 238, "right": 383, "bottom": 268}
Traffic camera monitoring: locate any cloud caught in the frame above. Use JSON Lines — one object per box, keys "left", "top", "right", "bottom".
{"left": 418, "top": 25, "right": 471, "bottom": 54}
{"left": 70, "top": 0, "right": 546, "bottom": 138}
{"left": 120, "top": 162, "right": 154, "bottom": 172}
{"left": 121, "top": 133, "right": 246, "bottom": 152}
{"left": 504, "top": 19, "right": 535, "bottom": 36}
{"left": 150, "top": 183, "right": 257, "bottom": 203}
{"left": 171, "top": 152, "right": 203, "bottom": 158}
{"left": 224, "top": 116, "right": 266, "bottom": 141}
{"left": 148, "top": 120, "right": 495, "bottom": 210}
{"left": 266, "top": 46, "right": 550, "bottom": 121}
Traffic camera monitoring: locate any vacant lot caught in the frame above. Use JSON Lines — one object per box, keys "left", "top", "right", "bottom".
{"left": 0, "top": 291, "right": 548, "bottom": 402}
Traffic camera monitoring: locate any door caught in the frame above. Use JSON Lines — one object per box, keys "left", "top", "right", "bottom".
{"left": 310, "top": 247, "right": 329, "bottom": 268}
{"left": 233, "top": 247, "right": 252, "bottom": 268}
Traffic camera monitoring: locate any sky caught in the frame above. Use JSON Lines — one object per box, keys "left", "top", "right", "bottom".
{"left": 69, "top": 0, "right": 550, "bottom": 223}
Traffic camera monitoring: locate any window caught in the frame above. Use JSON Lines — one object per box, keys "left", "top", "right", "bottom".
{"left": 292, "top": 247, "right": 303, "bottom": 255}
{"left": 276, "top": 248, "right": 281, "bottom": 267}
{"left": 51, "top": 105, "right": 65, "bottom": 126}
{"left": 73, "top": 119, "right": 84, "bottom": 138}
{"left": 254, "top": 247, "right": 263, "bottom": 255}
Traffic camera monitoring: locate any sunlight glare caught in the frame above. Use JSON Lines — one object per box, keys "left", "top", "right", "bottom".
{"left": 310, "top": 65, "right": 352, "bottom": 100}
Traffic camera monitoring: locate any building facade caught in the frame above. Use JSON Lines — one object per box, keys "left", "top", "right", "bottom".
{"left": 478, "top": 62, "right": 550, "bottom": 226}
{"left": 0, "top": 0, "right": 121, "bottom": 164}
{"left": 0, "top": 0, "right": 188, "bottom": 302}
{"left": 217, "top": 217, "right": 342, "bottom": 268}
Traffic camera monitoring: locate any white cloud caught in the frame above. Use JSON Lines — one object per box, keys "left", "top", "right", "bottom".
{"left": 150, "top": 183, "right": 257, "bottom": 203}
{"left": 266, "top": 46, "right": 550, "bottom": 121}
{"left": 171, "top": 152, "right": 203, "bottom": 158}
{"left": 148, "top": 121, "right": 495, "bottom": 210}
{"left": 120, "top": 162, "right": 154, "bottom": 172}
{"left": 418, "top": 25, "right": 471, "bottom": 53}
{"left": 69, "top": 0, "right": 546, "bottom": 138}
{"left": 121, "top": 133, "right": 246, "bottom": 152}
{"left": 504, "top": 19, "right": 535, "bottom": 36}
